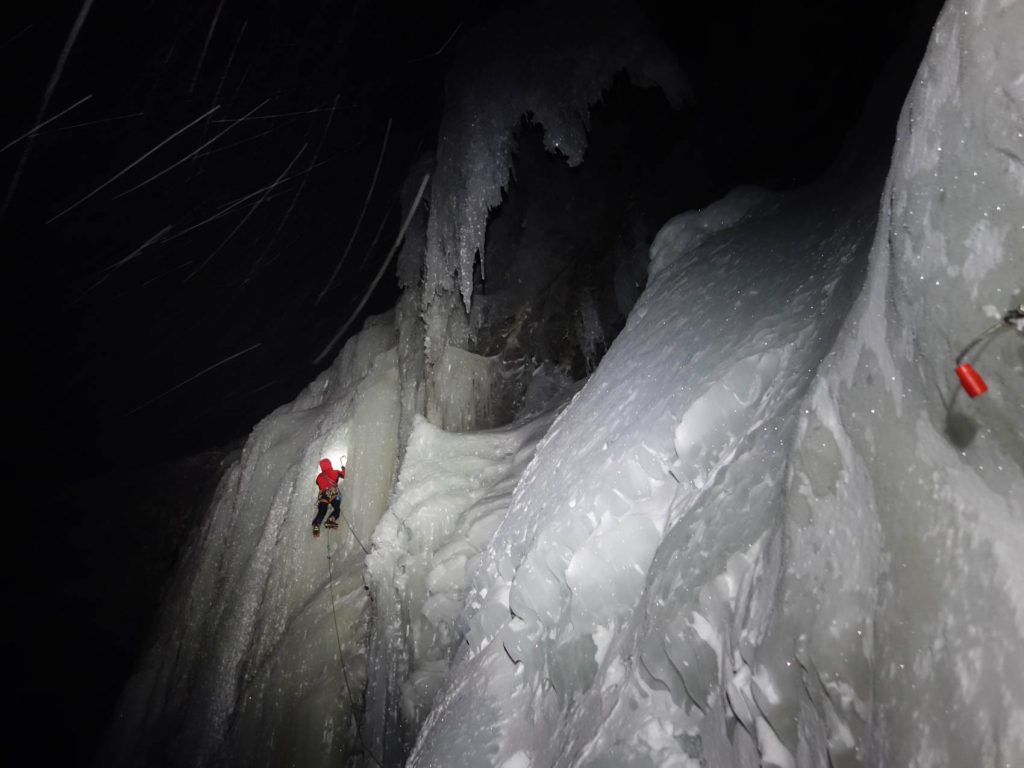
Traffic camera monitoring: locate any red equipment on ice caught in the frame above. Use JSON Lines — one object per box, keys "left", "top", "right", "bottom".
{"left": 954, "top": 304, "right": 1023, "bottom": 398}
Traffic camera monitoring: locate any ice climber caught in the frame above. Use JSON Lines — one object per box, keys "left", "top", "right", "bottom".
{"left": 313, "top": 458, "right": 346, "bottom": 539}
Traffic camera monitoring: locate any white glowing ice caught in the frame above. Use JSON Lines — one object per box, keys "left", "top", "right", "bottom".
{"left": 406, "top": 1, "right": 1024, "bottom": 764}
{"left": 106, "top": 0, "right": 1024, "bottom": 766}
{"left": 103, "top": 313, "right": 403, "bottom": 767}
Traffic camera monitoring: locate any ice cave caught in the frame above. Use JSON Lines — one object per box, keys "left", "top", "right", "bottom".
{"left": 5, "top": 0, "right": 1023, "bottom": 766}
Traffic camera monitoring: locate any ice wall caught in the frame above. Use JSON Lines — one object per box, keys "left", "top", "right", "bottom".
{"left": 403, "top": 1, "right": 1024, "bottom": 766}
{"left": 364, "top": 401, "right": 572, "bottom": 765}
{"left": 783, "top": 0, "right": 1024, "bottom": 763}
{"left": 105, "top": 2, "right": 1024, "bottom": 766}
{"left": 409, "top": 168, "right": 880, "bottom": 768}
{"left": 103, "top": 313, "right": 402, "bottom": 768}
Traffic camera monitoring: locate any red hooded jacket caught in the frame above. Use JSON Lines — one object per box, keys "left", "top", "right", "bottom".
{"left": 316, "top": 458, "right": 346, "bottom": 491}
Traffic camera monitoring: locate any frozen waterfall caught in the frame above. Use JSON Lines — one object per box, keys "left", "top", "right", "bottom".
{"left": 106, "top": 0, "right": 1023, "bottom": 766}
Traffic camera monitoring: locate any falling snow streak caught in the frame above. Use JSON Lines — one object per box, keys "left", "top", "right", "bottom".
{"left": 107, "top": 260, "right": 195, "bottom": 302}
{"left": 160, "top": 158, "right": 331, "bottom": 247}
{"left": 1, "top": 23, "right": 35, "bottom": 53}
{"left": 405, "top": 21, "right": 465, "bottom": 63}
{"left": 213, "top": 179, "right": 298, "bottom": 214}
{"left": 357, "top": 196, "right": 399, "bottom": 271}
{"left": 210, "top": 106, "right": 341, "bottom": 123}
{"left": 0, "top": 94, "right": 92, "bottom": 153}
{"left": 189, "top": 20, "right": 248, "bottom": 181}
{"left": 232, "top": 111, "right": 320, "bottom": 286}
{"left": 193, "top": 128, "right": 274, "bottom": 159}
{"left": 314, "top": 173, "right": 430, "bottom": 364}
{"left": 70, "top": 272, "right": 112, "bottom": 307}
{"left": 234, "top": 377, "right": 285, "bottom": 398}
{"left": 51, "top": 112, "right": 145, "bottom": 133}
{"left": 274, "top": 95, "right": 341, "bottom": 237}
{"left": 103, "top": 225, "right": 174, "bottom": 272}
{"left": 190, "top": 0, "right": 225, "bottom": 96}
{"left": 214, "top": 21, "right": 248, "bottom": 108}
{"left": 124, "top": 342, "right": 262, "bottom": 417}
{"left": 46, "top": 106, "right": 220, "bottom": 223}
{"left": 112, "top": 100, "right": 269, "bottom": 199}
{"left": 138, "top": 260, "right": 192, "bottom": 288}
{"left": 184, "top": 143, "right": 308, "bottom": 281}
{"left": 203, "top": 156, "right": 336, "bottom": 214}
{"left": 227, "top": 60, "right": 255, "bottom": 106}
{"left": 69, "top": 226, "right": 173, "bottom": 305}
{"left": 241, "top": 233, "right": 303, "bottom": 286}
{"left": 1, "top": 0, "right": 96, "bottom": 220}
{"left": 316, "top": 117, "right": 393, "bottom": 305}
{"left": 215, "top": 182, "right": 286, "bottom": 213}
{"left": 249, "top": 233, "right": 303, "bottom": 273}
{"left": 200, "top": 148, "right": 351, "bottom": 218}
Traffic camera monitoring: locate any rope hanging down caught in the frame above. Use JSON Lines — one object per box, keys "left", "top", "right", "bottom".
{"left": 338, "top": 509, "right": 371, "bottom": 554}
{"left": 324, "top": 536, "right": 382, "bottom": 767}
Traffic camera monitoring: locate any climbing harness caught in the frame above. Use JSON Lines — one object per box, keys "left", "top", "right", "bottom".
{"left": 954, "top": 304, "right": 1023, "bottom": 398}
{"left": 324, "top": 535, "right": 382, "bottom": 767}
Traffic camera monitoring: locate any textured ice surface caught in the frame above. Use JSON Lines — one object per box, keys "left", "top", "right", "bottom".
{"left": 107, "top": 1, "right": 1024, "bottom": 765}
{"left": 409, "top": 170, "right": 878, "bottom": 768}
{"left": 103, "top": 314, "right": 402, "bottom": 768}
{"left": 647, "top": 186, "right": 767, "bottom": 280}
{"left": 364, "top": 407, "right": 567, "bottom": 764}
{"left": 409, "top": 1, "right": 1024, "bottom": 765}
{"left": 801, "top": 1, "right": 1024, "bottom": 763}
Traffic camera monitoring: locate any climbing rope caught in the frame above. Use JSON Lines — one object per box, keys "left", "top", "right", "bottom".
{"left": 337, "top": 508, "right": 371, "bottom": 554}
{"left": 324, "top": 535, "right": 382, "bottom": 767}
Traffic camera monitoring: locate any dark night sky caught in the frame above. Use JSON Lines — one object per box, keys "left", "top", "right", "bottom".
{"left": 3, "top": 0, "right": 922, "bottom": 472}
{"left": 5, "top": 0, "right": 484, "bottom": 472}
{"left": 1, "top": 0, "right": 936, "bottom": 763}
